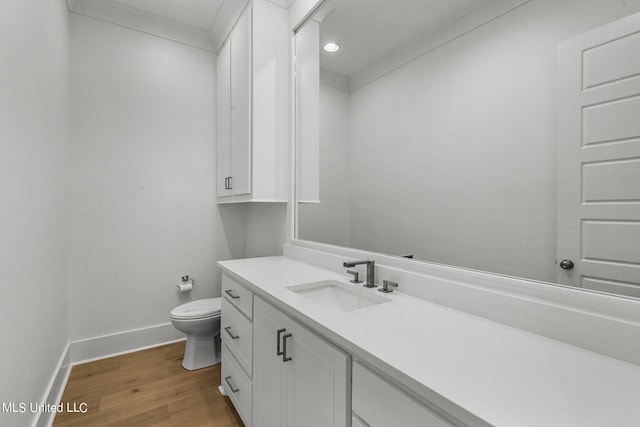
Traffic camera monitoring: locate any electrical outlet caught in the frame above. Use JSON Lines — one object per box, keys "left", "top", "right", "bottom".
{"left": 182, "top": 275, "right": 189, "bottom": 282}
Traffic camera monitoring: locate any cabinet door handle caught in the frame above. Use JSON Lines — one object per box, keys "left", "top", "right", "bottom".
{"left": 224, "top": 326, "right": 239, "bottom": 340}
{"left": 224, "top": 177, "right": 233, "bottom": 190}
{"left": 224, "top": 376, "right": 239, "bottom": 393}
{"left": 225, "top": 289, "right": 240, "bottom": 299}
{"left": 282, "top": 333, "right": 292, "bottom": 362}
{"left": 228, "top": 176, "right": 232, "bottom": 189}
{"left": 276, "top": 328, "right": 286, "bottom": 356}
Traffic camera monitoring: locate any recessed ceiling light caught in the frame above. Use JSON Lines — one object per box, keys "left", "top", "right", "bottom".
{"left": 323, "top": 42, "right": 340, "bottom": 53}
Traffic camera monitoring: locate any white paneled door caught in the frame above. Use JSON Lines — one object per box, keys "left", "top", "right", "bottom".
{"left": 557, "top": 11, "right": 640, "bottom": 297}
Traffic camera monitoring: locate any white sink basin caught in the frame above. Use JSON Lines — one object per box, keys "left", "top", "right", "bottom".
{"left": 287, "top": 280, "right": 390, "bottom": 312}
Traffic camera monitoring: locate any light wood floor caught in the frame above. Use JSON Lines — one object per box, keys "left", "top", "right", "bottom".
{"left": 53, "top": 341, "right": 243, "bottom": 426}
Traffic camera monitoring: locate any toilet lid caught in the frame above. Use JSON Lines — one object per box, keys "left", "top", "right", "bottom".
{"left": 171, "top": 298, "right": 221, "bottom": 320}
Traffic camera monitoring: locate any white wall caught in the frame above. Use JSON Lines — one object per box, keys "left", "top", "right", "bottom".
{"left": 68, "top": 14, "right": 220, "bottom": 341}
{"left": 216, "top": 203, "right": 287, "bottom": 266}
{"left": 0, "top": 1, "right": 69, "bottom": 426}
{"left": 298, "top": 84, "right": 351, "bottom": 247}
{"left": 302, "top": 0, "right": 640, "bottom": 282}
{"left": 246, "top": 203, "right": 289, "bottom": 257}
{"left": 0, "top": 5, "right": 286, "bottom": 423}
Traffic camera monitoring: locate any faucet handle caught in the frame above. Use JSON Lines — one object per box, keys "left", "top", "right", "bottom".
{"left": 347, "top": 270, "right": 362, "bottom": 284}
{"left": 378, "top": 280, "right": 398, "bottom": 293}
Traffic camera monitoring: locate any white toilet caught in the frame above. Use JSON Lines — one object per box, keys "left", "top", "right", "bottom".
{"left": 170, "top": 298, "right": 222, "bottom": 370}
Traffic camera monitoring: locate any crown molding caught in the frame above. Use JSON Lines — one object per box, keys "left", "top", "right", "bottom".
{"left": 68, "top": 0, "right": 216, "bottom": 52}
{"left": 349, "top": 0, "right": 531, "bottom": 91}
{"left": 209, "top": 0, "right": 251, "bottom": 52}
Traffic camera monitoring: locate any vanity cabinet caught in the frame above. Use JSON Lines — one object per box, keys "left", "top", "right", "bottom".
{"left": 220, "top": 274, "right": 254, "bottom": 426}
{"left": 253, "top": 296, "right": 350, "bottom": 427}
{"left": 216, "top": 0, "right": 288, "bottom": 203}
{"left": 220, "top": 276, "right": 350, "bottom": 427}
{"left": 352, "top": 362, "right": 452, "bottom": 427}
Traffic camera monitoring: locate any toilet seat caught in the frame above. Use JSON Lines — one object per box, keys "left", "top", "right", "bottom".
{"left": 171, "top": 298, "right": 221, "bottom": 320}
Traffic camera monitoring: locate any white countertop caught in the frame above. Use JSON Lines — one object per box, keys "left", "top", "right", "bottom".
{"left": 218, "top": 256, "right": 640, "bottom": 427}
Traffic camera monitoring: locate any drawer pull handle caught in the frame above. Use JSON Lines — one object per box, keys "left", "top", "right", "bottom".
{"left": 282, "top": 333, "right": 292, "bottom": 362}
{"left": 224, "top": 376, "right": 239, "bottom": 394}
{"left": 225, "top": 289, "right": 240, "bottom": 299}
{"left": 276, "top": 328, "right": 286, "bottom": 356}
{"left": 224, "top": 326, "right": 239, "bottom": 340}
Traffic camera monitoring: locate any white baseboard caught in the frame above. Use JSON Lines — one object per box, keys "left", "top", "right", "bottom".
{"left": 69, "top": 322, "right": 184, "bottom": 365}
{"left": 32, "top": 343, "right": 71, "bottom": 427}
{"left": 32, "top": 323, "right": 185, "bottom": 427}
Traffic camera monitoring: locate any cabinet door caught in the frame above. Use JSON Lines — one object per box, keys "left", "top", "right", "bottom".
{"left": 287, "top": 316, "right": 349, "bottom": 427}
{"left": 216, "top": 40, "right": 231, "bottom": 197}
{"left": 253, "top": 297, "right": 288, "bottom": 427}
{"left": 229, "top": 5, "right": 252, "bottom": 196}
{"left": 254, "top": 297, "right": 349, "bottom": 427}
{"left": 352, "top": 362, "right": 451, "bottom": 427}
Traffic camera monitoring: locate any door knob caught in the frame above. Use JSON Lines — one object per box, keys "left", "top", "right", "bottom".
{"left": 559, "top": 259, "right": 574, "bottom": 270}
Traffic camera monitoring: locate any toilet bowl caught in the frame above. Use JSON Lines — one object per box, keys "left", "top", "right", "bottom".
{"left": 170, "top": 298, "right": 222, "bottom": 370}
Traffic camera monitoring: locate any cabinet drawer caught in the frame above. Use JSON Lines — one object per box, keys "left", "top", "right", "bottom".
{"left": 222, "top": 274, "right": 253, "bottom": 320}
{"left": 352, "top": 362, "right": 450, "bottom": 427}
{"left": 221, "top": 297, "right": 253, "bottom": 377}
{"left": 222, "top": 344, "right": 253, "bottom": 427}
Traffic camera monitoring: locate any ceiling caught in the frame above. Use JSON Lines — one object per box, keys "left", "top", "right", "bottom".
{"left": 67, "top": 0, "right": 253, "bottom": 51}
{"left": 319, "top": 0, "right": 492, "bottom": 77}
{"left": 66, "top": 0, "right": 497, "bottom": 61}
{"left": 108, "top": 0, "right": 226, "bottom": 31}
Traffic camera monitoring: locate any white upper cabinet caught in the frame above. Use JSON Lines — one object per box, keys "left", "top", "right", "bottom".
{"left": 216, "top": 38, "right": 233, "bottom": 197}
{"left": 294, "top": 17, "right": 320, "bottom": 203}
{"left": 216, "top": 0, "right": 288, "bottom": 203}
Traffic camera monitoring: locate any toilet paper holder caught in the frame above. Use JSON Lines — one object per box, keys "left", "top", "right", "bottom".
{"left": 177, "top": 275, "right": 195, "bottom": 293}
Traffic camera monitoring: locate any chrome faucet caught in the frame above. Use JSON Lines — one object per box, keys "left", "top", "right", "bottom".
{"left": 343, "top": 260, "right": 376, "bottom": 288}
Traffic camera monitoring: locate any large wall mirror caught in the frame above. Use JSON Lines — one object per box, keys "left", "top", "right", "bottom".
{"left": 295, "top": 0, "right": 640, "bottom": 299}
